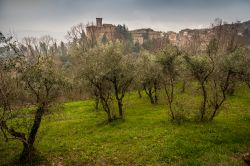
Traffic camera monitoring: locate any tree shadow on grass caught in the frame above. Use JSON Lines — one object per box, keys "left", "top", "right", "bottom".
{"left": 96, "top": 117, "right": 126, "bottom": 127}
{"left": 3, "top": 149, "right": 50, "bottom": 166}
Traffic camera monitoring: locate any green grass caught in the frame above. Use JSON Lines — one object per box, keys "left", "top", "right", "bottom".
{"left": 0, "top": 85, "right": 250, "bottom": 165}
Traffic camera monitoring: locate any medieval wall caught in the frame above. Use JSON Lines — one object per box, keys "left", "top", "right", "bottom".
{"left": 86, "top": 18, "right": 117, "bottom": 42}
{"left": 86, "top": 24, "right": 116, "bottom": 41}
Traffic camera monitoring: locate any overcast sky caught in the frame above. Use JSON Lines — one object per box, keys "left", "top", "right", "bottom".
{"left": 0, "top": 0, "right": 250, "bottom": 41}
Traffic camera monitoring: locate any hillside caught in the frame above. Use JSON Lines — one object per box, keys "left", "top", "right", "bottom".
{"left": 1, "top": 85, "right": 249, "bottom": 165}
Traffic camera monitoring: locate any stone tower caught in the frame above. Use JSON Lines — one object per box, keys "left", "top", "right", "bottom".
{"left": 96, "top": 18, "right": 102, "bottom": 27}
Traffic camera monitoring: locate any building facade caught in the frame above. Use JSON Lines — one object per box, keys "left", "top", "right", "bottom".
{"left": 86, "top": 18, "right": 117, "bottom": 41}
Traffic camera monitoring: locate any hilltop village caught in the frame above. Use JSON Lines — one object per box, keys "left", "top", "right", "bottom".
{"left": 86, "top": 18, "right": 250, "bottom": 49}
{"left": 86, "top": 18, "right": 200, "bottom": 47}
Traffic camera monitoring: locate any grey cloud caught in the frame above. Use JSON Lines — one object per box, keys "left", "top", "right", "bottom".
{"left": 0, "top": 0, "right": 249, "bottom": 41}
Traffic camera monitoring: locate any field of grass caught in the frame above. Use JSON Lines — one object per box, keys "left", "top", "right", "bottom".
{"left": 0, "top": 85, "right": 250, "bottom": 165}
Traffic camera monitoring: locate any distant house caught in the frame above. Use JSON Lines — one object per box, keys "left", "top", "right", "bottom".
{"left": 130, "top": 28, "right": 163, "bottom": 44}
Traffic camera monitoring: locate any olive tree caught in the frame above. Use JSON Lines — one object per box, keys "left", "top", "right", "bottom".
{"left": 238, "top": 49, "right": 250, "bottom": 88}
{"left": 81, "top": 42, "right": 135, "bottom": 120}
{"left": 81, "top": 43, "right": 115, "bottom": 121}
{"left": 157, "top": 45, "right": 181, "bottom": 120}
{"left": 137, "top": 50, "right": 161, "bottom": 104}
{"left": 205, "top": 19, "right": 246, "bottom": 121}
{"left": 207, "top": 47, "right": 249, "bottom": 121}
{"left": 184, "top": 54, "right": 214, "bottom": 121}
{"left": 0, "top": 34, "right": 64, "bottom": 163}
{"left": 184, "top": 19, "right": 246, "bottom": 121}
{"left": 103, "top": 42, "right": 136, "bottom": 118}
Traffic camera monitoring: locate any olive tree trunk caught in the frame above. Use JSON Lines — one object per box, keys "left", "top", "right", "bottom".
{"left": 19, "top": 103, "right": 46, "bottom": 163}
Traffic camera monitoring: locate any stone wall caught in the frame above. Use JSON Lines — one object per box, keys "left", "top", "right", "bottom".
{"left": 86, "top": 24, "right": 116, "bottom": 41}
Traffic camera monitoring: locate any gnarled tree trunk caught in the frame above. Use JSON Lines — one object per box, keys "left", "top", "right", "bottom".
{"left": 19, "top": 103, "right": 46, "bottom": 163}
{"left": 144, "top": 84, "right": 157, "bottom": 104}
{"left": 118, "top": 99, "right": 123, "bottom": 118}
{"left": 200, "top": 82, "right": 207, "bottom": 121}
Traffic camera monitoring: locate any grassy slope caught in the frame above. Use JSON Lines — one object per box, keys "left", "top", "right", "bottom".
{"left": 0, "top": 85, "right": 250, "bottom": 165}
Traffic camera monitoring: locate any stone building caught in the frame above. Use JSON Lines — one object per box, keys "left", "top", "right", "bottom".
{"left": 86, "top": 18, "right": 164, "bottom": 44}
{"left": 176, "top": 29, "right": 215, "bottom": 50}
{"left": 130, "top": 28, "right": 163, "bottom": 44}
{"left": 165, "top": 31, "right": 178, "bottom": 45}
{"left": 86, "top": 18, "right": 117, "bottom": 41}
